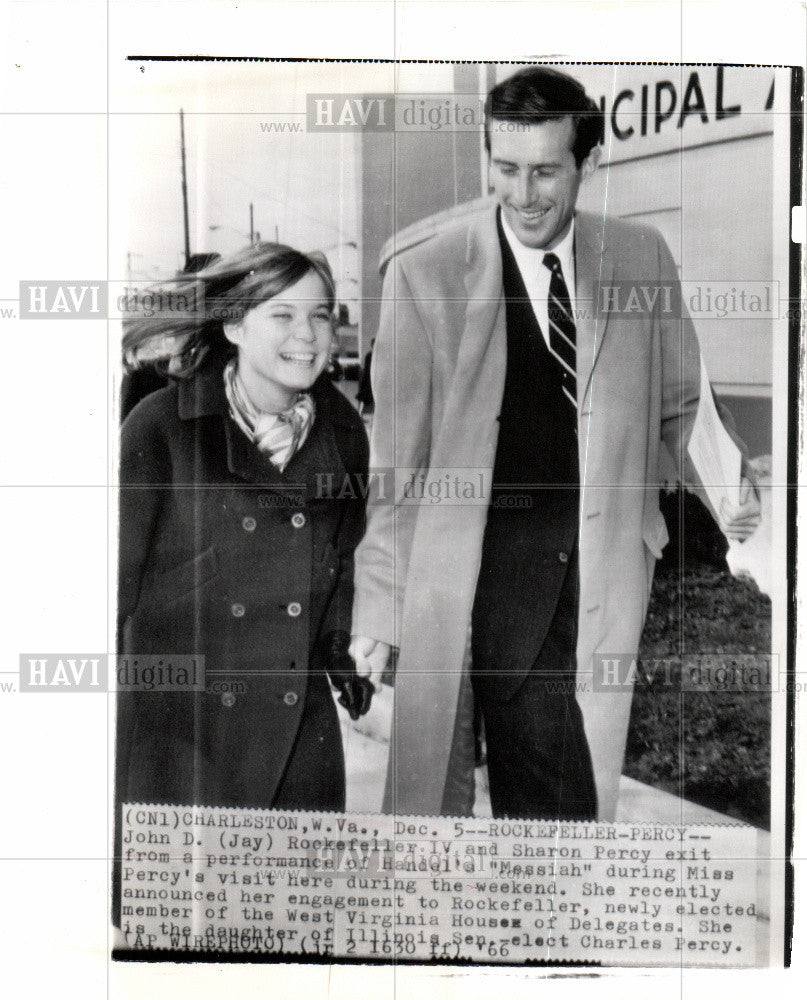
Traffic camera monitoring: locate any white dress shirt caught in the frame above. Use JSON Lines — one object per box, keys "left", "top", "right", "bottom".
{"left": 500, "top": 212, "right": 577, "bottom": 349}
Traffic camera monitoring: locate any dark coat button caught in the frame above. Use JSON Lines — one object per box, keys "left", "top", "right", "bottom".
{"left": 283, "top": 691, "right": 299, "bottom": 706}
{"left": 287, "top": 602, "right": 302, "bottom": 617}
{"left": 242, "top": 516, "right": 257, "bottom": 532}
{"left": 231, "top": 602, "right": 246, "bottom": 617}
{"left": 291, "top": 512, "right": 306, "bottom": 528}
{"left": 558, "top": 552, "right": 569, "bottom": 564}
{"left": 221, "top": 692, "right": 236, "bottom": 707}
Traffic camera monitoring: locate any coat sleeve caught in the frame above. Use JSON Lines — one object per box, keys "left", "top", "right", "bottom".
{"left": 114, "top": 397, "right": 172, "bottom": 925}
{"left": 656, "top": 231, "right": 749, "bottom": 488}
{"left": 656, "top": 231, "right": 702, "bottom": 482}
{"left": 319, "top": 414, "right": 370, "bottom": 640}
{"left": 117, "top": 400, "right": 170, "bottom": 648}
{"left": 350, "top": 255, "right": 435, "bottom": 647}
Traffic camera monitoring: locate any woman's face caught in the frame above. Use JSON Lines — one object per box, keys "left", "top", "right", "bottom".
{"left": 224, "top": 269, "right": 333, "bottom": 410}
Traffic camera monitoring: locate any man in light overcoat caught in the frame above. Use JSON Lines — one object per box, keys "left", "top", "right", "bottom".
{"left": 351, "top": 66, "right": 759, "bottom": 821}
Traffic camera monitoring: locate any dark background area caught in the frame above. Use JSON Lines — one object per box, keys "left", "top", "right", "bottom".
{"left": 630, "top": 488, "right": 771, "bottom": 829}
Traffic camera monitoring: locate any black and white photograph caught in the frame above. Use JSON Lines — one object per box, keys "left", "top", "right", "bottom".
{"left": 109, "top": 55, "right": 797, "bottom": 967}
{"left": 0, "top": 2, "right": 804, "bottom": 999}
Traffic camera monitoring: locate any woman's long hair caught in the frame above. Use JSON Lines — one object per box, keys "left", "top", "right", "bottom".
{"left": 122, "top": 242, "right": 337, "bottom": 378}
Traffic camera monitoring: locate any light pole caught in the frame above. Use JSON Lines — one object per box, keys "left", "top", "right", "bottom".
{"left": 208, "top": 223, "right": 255, "bottom": 246}
{"left": 179, "top": 109, "right": 191, "bottom": 269}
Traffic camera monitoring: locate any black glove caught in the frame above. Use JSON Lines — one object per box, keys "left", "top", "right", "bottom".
{"left": 322, "top": 630, "right": 374, "bottom": 721}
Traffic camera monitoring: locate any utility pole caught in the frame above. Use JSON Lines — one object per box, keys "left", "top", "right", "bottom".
{"left": 249, "top": 203, "right": 254, "bottom": 243}
{"left": 179, "top": 109, "right": 191, "bottom": 269}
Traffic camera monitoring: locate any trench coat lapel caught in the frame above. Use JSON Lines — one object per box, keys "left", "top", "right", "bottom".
{"left": 438, "top": 205, "right": 508, "bottom": 470}
{"left": 574, "top": 211, "right": 613, "bottom": 409}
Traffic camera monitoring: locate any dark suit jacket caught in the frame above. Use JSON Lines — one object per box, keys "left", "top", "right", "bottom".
{"left": 471, "top": 213, "right": 581, "bottom": 703}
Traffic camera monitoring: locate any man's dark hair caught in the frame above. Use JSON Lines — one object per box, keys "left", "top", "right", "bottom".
{"left": 484, "top": 66, "right": 605, "bottom": 167}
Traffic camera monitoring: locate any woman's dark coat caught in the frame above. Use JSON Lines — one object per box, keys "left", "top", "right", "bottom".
{"left": 115, "top": 354, "right": 368, "bottom": 815}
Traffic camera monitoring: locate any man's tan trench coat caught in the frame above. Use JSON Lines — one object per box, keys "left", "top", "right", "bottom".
{"left": 353, "top": 197, "right": 704, "bottom": 820}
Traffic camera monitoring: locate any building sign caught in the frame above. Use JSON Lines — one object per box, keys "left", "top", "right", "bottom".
{"left": 507, "top": 65, "right": 777, "bottom": 164}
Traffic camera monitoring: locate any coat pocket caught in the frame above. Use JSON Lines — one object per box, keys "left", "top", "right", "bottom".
{"left": 152, "top": 545, "right": 220, "bottom": 603}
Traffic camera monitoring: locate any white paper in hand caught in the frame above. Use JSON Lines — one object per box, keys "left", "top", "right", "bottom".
{"left": 686, "top": 357, "right": 742, "bottom": 526}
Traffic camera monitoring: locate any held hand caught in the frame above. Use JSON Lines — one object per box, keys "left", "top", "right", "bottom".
{"left": 336, "top": 677, "right": 374, "bottom": 721}
{"left": 349, "top": 634, "right": 391, "bottom": 692}
{"left": 323, "top": 630, "right": 374, "bottom": 721}
{"left": 720, "top": 474, "right": 762, "bottom": 542}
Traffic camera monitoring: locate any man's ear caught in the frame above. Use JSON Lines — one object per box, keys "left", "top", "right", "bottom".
{"left": 223, "top": 320, "right": 242, "bottom": 347}
{"left": 579, "top": 144, "right": 602, "bottom": 183}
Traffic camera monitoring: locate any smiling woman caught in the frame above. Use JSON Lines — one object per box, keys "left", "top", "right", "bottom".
{"left": 114, "top": 243, "right": 372, "bottom": 923}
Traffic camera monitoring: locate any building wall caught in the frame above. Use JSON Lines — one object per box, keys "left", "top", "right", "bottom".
{"left": 359, "top": 64, "right": 485, "bottom": 351}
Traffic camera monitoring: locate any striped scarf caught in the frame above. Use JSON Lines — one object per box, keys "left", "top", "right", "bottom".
{"left": 223, "top": 358, "right": 315, "bottom": 472}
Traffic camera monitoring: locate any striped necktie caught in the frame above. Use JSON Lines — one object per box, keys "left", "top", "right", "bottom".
{"left": 543, "top": 252, "right": 577, "bottom": 411}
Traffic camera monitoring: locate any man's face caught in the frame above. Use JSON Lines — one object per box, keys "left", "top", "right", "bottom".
{"left": 488, "top": 117, "right": 600, "bottom": 250}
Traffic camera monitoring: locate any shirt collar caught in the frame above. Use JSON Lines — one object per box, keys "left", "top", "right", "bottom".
{"left": 500, "top": 210, "right": 576, "bottom": 284}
